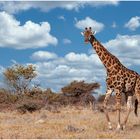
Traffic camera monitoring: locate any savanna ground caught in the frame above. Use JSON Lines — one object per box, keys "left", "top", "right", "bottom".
{"left": 0, "top": 105, "right": 140, "bottom": 139}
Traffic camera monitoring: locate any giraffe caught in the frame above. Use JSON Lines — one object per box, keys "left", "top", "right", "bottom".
{"left": 81, "top": 27, "right": 140, "bottom": 130}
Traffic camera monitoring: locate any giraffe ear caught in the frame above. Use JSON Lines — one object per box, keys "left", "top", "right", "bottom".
{"left": 93, "top": 31, "right": 96, "bottom": 35}
{"left": 81, "top": 32, "right": 84, "bottom": 36}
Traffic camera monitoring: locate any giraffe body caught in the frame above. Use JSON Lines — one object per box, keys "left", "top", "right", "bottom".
{"left": 90, "top": 35, "right": 138, "bottom": 95}
{"left": 82, "top": 27, "right": 140, "bottom": 130}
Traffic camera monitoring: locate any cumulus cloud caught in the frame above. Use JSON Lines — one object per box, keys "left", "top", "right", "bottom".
{"left": 75, "top": 17, "right": 104, "bottom": 33}
{"left": 31, "top": 51, "right": 58, "bottom": 61}
{"left": 63, "top": 38, "right": 72, "bottom": 44}
{"left": 31, "top": 51, "right": 105, "bottom": 92}
{"left": 0, "top": 1, "right": 84, "bottom": 13}
{"left": 124, "top": 16, "right": 140, "bottom": 31}
{"left": 0, "top": 1, "right": 119, "bottom": 14}
{"left": 104, "top": 34, "right": 140, "bottom": 66}
{"left": 0, "top": 11, "right": 57, "bottom": 49}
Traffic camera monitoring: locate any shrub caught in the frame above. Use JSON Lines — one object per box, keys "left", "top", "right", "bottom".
{"left": 7, "top": 94, "right": 19, "bottom": 103}
{"left": 0, "top": 88, "right": 19, "bottom": 104}
{"left": 17, "top": 102, "right": 42, "bottom": 114}
{"left": 98, "top": 95, "right": 105, "bottom": 103}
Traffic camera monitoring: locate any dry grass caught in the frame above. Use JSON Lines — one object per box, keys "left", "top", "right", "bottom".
{"left": 0, "top": 106, "right": 140, "bottom": 139}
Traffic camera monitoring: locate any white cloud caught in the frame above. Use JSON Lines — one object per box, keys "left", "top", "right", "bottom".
{"left": 0, "top": 1, "right": 119, "bottom": 14}
{"left": 31, "top": 51, "right": 58, "bottom": 61}
{"left": 58, "top": 15, "right": 65, "bottom": 21}
{"left": 0, "top": 65, "right": 5, "bottom": 74}
{"left": 0, "top": 65, "right": 6, "bottom": 88}
{"left": 65, "top": 52, "right": 89, "bottom": 62}
{"left": 30, "top": 51, "right": 105, "bottom": 92}
{"left": 124, "top": 16, "right": 140, "bottom": 31}
{"left": 89, "top": 1, "right": 119, "bottom": 7}
{"left": 75, "top": 17, "right": 104, "bottom": 33}
{"left": 0, "top": 1, "right": 84, "bottom": 13}
{"left": 104, "top": 34, "right": 140, "bottom": 66}
{"left": 63, "top": 38, "right": 72, "bottom": 44}
{"left": 0, "top": 11, "right": 57, "bottom": 49}
{"left": 0, "top": 1, "right": 32, "bottom": 14}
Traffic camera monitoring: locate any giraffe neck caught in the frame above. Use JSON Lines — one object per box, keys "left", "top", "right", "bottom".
{"left": 89, "top": 35, "right": 122, "bottom": 71}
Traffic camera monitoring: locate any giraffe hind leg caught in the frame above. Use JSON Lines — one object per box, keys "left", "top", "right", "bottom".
{"left": 134, "top": 92, "right": 140, "bottom": 117}
{"left": 134, "top": 98, "right": 138, "bottom": 116}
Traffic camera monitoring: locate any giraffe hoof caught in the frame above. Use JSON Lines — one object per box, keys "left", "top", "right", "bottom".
{"left": 116, "top": 124, "right": 123, "bottom": 131}
{"left": 108, "top": 126, "right": 113, "bottom": 130}
{"left": 122, "top": 124, "right": 126, "bottom": 130}
{"left": 108, "top": 122, "right": 113, "bottom": 130}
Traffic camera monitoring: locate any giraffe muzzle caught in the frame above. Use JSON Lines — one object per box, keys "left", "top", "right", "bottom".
{"left": 84, "top": 39, "right": 89, "bottom": 43}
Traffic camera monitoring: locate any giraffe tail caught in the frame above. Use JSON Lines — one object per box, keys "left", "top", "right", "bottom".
{"left": 134, "top": 99, "right": 138, "bottom": 117}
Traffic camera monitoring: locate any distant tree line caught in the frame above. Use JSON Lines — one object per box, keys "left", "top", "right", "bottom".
{"left": 0, "top": 63, "right": 101, "bottom": 112}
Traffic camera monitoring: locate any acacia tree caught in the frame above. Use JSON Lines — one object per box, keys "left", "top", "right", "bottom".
{"left": 61, "top": 80, "right": 100, "bottom": 96}
{"left": 61, "top": 80, "right": 100, "bottom": 106}
{"left": 3, "top": 64, "right": 37, "bottom": 94}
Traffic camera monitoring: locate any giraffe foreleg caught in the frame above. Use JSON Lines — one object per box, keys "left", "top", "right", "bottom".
{"left": 115, "top": 89, "right": 122, "bottom": 131}
{"left": 103, "top": 89, "right": 113, "bottom": 130}
{"left": 122, "top": 96, "right": 133, "bottom": 130}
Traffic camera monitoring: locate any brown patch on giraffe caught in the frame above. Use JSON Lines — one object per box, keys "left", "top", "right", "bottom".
{"left": 98, "top": 52, "right": 102, "bottom": 56}
{"left": 94, "top": 42, "right": 98, "bottom": 46}
{"left": 107, "top": 62, "right": 111, "bottom": 67}
{"left": 100, "top": 48, "right": 103, "bottom": 52}
{"left": 117, "top": 77, "right": 120, "bottom": 81}
{"left": 108, "top": 58, "right": 111, "bottom": 64}
{"left": 102, "top": 55, "right": 105, "bottom": 60}
{"left": 104, "top": 60, "right": 107, "bottom": 64}
{"left": 96, "top": 49, "right": 99, "bottom": 53}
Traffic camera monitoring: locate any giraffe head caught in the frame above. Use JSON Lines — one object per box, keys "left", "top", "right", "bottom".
{"left": 81, "top": 27, "right": 96, "bottom": 43}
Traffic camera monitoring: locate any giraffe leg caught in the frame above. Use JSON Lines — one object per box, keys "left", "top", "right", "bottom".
{"left": 115, "top": 89, "right": 122, "bottom": 131}
{"left": 116, "top": 109, "right": 121, "bottom": 130}
{"left": 122, "top": 96, "right": 133, "bottom": 130}
{"left": 103, "top": 89, "right": 113, "bottom": 130}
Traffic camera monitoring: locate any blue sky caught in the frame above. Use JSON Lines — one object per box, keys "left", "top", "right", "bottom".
{"left": 0, "top": 1, "right": 140, "bottom": 93}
